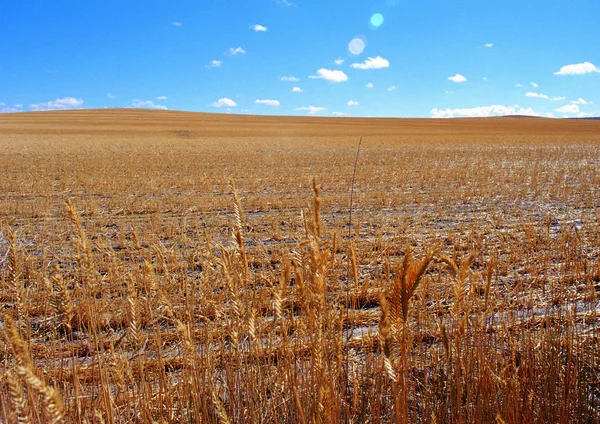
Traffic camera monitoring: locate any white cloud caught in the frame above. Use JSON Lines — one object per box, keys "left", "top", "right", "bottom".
{"left": 275, "top": 0, "right": 294, "bottom": 6}
{"left": 280, "top": 76, "right": 300, "bottom": 82}
{"left": 211, "top": 98, "right": 237, "bottom": 108}
{"left": 526, "top": 92, "right": 549, "bottom": 99}
{"left": 531, "top": 82, "right": 539, "bottom": 88}
{"left": 156, "top": 96, "right": 167, "bottom": 100}
{"left": 30, "top": 97, "right": 84, "bottom": 111}
{"left": 347, "top": 100, "right": 359, "bottom": 106}
{"left": 107, "top": 93, "right": 115, "bottom": 99}
{"left": 483, "top": 77, "right": 488, "bottom": 81}
{"left": 387, "top": 85, "right": 397, "bottom": 91}
{"left": 172, "top": 22, "right": 183, "bottom": 27}
{"left": 366, "top": 82, "right": 373, "bottom": 88}
{"left": 430, "top": 104, "right": 540, "bottom": 118}
{"left": 515, "top": 84, "right": 523, "bottom": 88}
{"left": 332, "top": 112, "right": 345, "bottom": 116}
{"left": 571, "top": 98, "right": 591, "bottom": 105}
{"left": 334, "top": 58, "right": 344, "bottom": 65}
{"left": 350, "top": 56, "right": 390, "bottom": 70}
{"left": 255, "top": 99, "right": 280, "bottom": 107}
{"left": 526, "top": 92, "right": 566, "bottom": 102}
{"left": 251, "top": 24, "right": 268, "bottom": 32}
{"left": 309, "top": 68, "right": 349, "bottom": 83}
{"left": 485, "top": 43, "right": 494, "bottom": 48}
{"left": 0, "top": 102, "right": 23, "bottom": 113}
{"left": 578, "top": 112, "right": 595, "bottom": 118}
{"left": 131, "top": 99, "right": 168, "bottom": 110}
{"left": 448, "top": 74, "right": 467, "bottom": 83}
{"left": 296, "top": 106, "right": 326, "bottom": 115}
{"left": 206, "top": 60, "right": 222, "bottom": 68}
{"left": 228, "top": 47, "right": 246, "bottom": 55}
{"left": 554, "top": 104, "right": 579, "bottom": 114}
{"left": 292, "top": 86, "right": 303, "bottom": 92}
{"left": 554, "top": 62, "right": 600, "bottom": 76}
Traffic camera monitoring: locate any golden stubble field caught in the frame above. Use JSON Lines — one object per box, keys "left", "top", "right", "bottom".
{"left": 1, "top": 109, "right": 599, "bottom": 423}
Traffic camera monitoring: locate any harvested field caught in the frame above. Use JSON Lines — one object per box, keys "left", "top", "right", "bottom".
{"left": 1, "top": 109, "right": 599, "bottom": 423}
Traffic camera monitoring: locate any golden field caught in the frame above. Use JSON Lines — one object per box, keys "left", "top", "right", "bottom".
{"left": 0, "top": 109, "right": 599, "bottom": 423}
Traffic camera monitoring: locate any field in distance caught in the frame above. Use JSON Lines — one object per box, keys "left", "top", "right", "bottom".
{"left": 1, "top": 109, "right": 599, "bottom": 423}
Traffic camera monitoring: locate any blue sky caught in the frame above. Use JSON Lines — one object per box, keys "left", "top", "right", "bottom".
{"left": 1, "top": 0, "right": 599, "bottom": 118}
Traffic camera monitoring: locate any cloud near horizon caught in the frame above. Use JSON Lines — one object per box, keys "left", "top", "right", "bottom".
{"left": 131, "top": 99, "right": 167, "bottom": 110}
{"left": 431, "top": 104, "right": 540, "bottom": 118}
{"left": 296, "top": 106, "right": 325, "bottom": 114}
{"left": 30, "top": 97, "right": 84, "bottom": 111}
{"left": 255, "top": 99, "right": 280, "bottom": 106}
{"left": 0, "top": 102, "right": 23, "bottom": 113}
{"left": 211, "top": 98, "right": 237, "bottom": 108}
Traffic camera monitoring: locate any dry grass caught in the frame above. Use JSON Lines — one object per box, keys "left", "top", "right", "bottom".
{"left": 1, "top": 109, "right": 599, "bottom": 423}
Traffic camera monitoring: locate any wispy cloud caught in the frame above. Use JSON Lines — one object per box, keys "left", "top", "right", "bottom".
{"left": 347, "top": 100, "right": 359, "bottom": 106}
{"left": 431, "top": 104, "right": 540, "bottom": 118}
{"left": 131, "top": 99, "right": 167, "bottom": 110}
{"left": 366, "top": 82, "right": 373, "bottom": 88}
{"left": 251, "top": 24, "right": 267, "bottom": 32}
{"left": 255, "top": 99, "right": 280, "bottom": 107}
{"left": 172, "top": 22, "right": 183, "bottom": 27}
{"left": 515, "top": 84, "right": 523, "bottom": 88}
{"left": 448, "top": 74, "right": 467, "bottom": 83}
{"left": 334, "top": 58, "right": 344, "bottom": 65}
{"left": 531, "top": 82, "right": 539, "bottom": 88}
{"left": 274, "top": 0, "right": 294, "bottom": 6}
{"left": 527, "top": 92, "right": 566, "bottom": 101}
{"left": 211, "top": 98, "right": 237, "bottom": 108}
{"left": 350, "top": 56, "right": 390, "bottom": 70}
{"left": 571, "top": 98, "right": 592, "bottom": 105}
{"left": 309, "top": 68, "right": 348, "bottom": 83}
{"left": 206, "top": 60, "right": 222, "bottom": 69}
{"left": 332, "top": 112, "right": 345, "bottom": 116}
{"left": 156, "top": 96, "right": 167, "bottom": 100}
{"left": 107, "top": 93, "right": 115, "bottom": 99}
{"left": 227, "top": 47, "right": 246, "bottom": 55}
{"left": 292, "top": 86, "right": 303, "bottom": 92}
{"left": 526, "top": 92, "right": 548, "bottom": 99}
{"left": 296, "top": 106, "right": 326, "bottom": 115}
{"left": 280, "top": 76, "right": 300, "bottom": 82}
{"left": 30, "top": 97, "right": 84, "bottom": 111}
{"left": 485, "top": 43, "right": 494, "bottom": 48}
{"left": 387, "top": 85, "right": 397, "bottom": 91}
{"left": 554, "top": 61, "right": 600, "bottom": 75}
{"left": 554, "top": 104, "right": 579, "bottom": 114}
{"left": 0, "top": 102, "right": 23, "bottom": 113}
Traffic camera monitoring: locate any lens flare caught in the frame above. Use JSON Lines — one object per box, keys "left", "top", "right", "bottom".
{"left": 348, "top": 37, "right": 366, "bottom": 55}
{"left": 370, "top": 13, "right": 384, "bottom": 28}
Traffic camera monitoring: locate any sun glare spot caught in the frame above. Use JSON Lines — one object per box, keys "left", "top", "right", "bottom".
{"left": 370, "top": 13, "right": 384, "bottom": 28}
{"left": 348, "top": 37, "right": 366, "bottom": 55}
